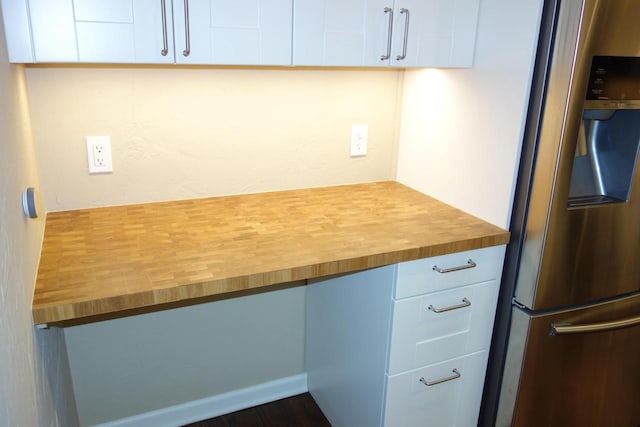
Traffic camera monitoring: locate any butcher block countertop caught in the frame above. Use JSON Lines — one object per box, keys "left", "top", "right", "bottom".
{"left": 33, "top": 181, "right": 509, "bottom": 326}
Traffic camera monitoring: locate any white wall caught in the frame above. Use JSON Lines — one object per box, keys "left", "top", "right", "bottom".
{"left": 26, "top": 67, "right": 402, "bottom": 211}
{"left": 25, "top": 66, "right": 403, "bottom": 425}
{"left": 0, "top": 6, "right": 78, "bottom": 427}
{"left": 396, "top": 0, "right": 543, "bottom": 229}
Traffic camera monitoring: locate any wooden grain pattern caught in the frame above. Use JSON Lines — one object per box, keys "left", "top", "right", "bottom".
{"left": 33, "top": 181, "right": 509, "bottom": 325}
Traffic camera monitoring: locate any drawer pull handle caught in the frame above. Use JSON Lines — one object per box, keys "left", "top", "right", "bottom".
{"left": 432, "top": 259, "right": 477, "bottom": 274}
{"left": 428, "top": 298, "right": 471, "bottom": 313}
{"left": 419, "top": 368, "right": 461, "bottom": 387}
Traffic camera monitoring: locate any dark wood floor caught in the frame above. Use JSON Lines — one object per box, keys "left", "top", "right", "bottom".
{"left": 183, "top": 393, "right": 331, "bottom": 427}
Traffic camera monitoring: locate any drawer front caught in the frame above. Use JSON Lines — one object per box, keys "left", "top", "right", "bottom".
{"left": 395, "top": 245, "right": 505, "bottom": 299}
{"left": 388, "top": 280, "right": 498, "bottom": 375}
{"left": 384, "top": 351, "right": 488, "bottom": 427}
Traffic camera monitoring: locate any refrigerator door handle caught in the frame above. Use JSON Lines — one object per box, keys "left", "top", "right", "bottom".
{"left": 550, "top": 314, "right": 640, "bottom": 335}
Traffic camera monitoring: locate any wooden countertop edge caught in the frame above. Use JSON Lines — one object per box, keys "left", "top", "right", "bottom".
{"left": 33, "top": 233, "right": 509, "bottom": 326}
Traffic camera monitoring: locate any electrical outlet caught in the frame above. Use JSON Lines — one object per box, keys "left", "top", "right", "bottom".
{"left": 86, "top": 136, "right": 113, "bottom": 174}
{"left": 350, "top": 125, "right": 368, "bottom": 157}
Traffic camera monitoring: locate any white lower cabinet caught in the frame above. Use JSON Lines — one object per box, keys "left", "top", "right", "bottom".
{"left": 388, "top": 280, "right": 498, "bottom": 374}
{"left": 305, "top": 245, "right": 505, "bottom": 427}
{"left": 384, "top": 351, "right": 488, "bottom": 427}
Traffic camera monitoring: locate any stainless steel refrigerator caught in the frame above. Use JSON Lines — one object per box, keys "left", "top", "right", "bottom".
{"left": 480, "top": 1, "right": 640, "bottom": 425}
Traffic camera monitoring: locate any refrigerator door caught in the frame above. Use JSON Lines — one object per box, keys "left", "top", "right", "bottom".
{"left": 497, "top": 293, "right": 640, "bottom": 427}
{"left": 515, "top": 0, "right": 640, "bottom": 311}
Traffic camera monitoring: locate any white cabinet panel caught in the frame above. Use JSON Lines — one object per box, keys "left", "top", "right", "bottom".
{"left": 392, "top": 0, "right": 480, "bottom": 67}
{"left": 73, "top": 0, "right": 134, "bottom": 22}
{"left": 293, "top": 0, "right": 386, "bottom": 66}
{"left": 384, "top": 351, "right": 488, "bottom": 427}
{"left": 293, "top": 0, "right": 480, "bottom": 68}
{"left": 73, "top": 0, "right": 136, "bottom": 63}
{"left": 27, "top": 0, "right": 174, "bottom": 63}
{"left": 388, "top": 280, "right": 499, "bottom": 374}
{"left": 447, "top": 0, "right": 482, "bottom": 66}
{"left": 0, "top": 0, "right": 34, "bottom": 62}
{"left": 132, "top": 0, "right": 175, "bottom": 63}
{"left": 76, "top": 22, "right": 136, "bottom": 63}
{"left": 210, "top": 0, "right": 259, "bottom": 26}
{"left": 75, "top": 0, "right": 174, "bottom": 63}
{"left": 174, "top": 0, "right": 292, "bottom": 65}
{"left": 395, "top": 246, "right": 504, "bottom": 299}
{"left": 29, "top": 0, "right": 77, "bottom": 62}
{"left": 306, "top": 266, "right": 395, "bottom": 427}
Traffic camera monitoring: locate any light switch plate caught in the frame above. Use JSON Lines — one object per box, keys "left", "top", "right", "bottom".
{"left": 86, "top": 136, "right": 113, "bottom": 174}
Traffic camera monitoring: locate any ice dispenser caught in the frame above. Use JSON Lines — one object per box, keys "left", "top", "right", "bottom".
{"left": 568, "top": 56, "right": 640, "bottom": 208}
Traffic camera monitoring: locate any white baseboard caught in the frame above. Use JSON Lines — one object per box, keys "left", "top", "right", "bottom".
{"left": 95, "top": 374, "right": 308, "bottom": 427}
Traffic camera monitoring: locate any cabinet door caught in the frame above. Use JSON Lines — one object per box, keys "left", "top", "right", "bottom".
{"left": 28, "top": 0, "right": 78, "bottom": 62}
{"left": 173, "top": 0, "right": 292, "bottom": 65}
{"left": 75, "top": 0, "right": 175, "bottom": 63}
{"left": 392, "top": 0, "right": 480, "bottom": 67}
{"left": 29, "top": 0, "right": 175, "bottom": 63}
{"left": 293, "top": 0, "right": 388, "bottom": 67}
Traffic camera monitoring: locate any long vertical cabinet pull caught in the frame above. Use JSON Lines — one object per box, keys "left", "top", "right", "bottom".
{"left": 160, "top": 0, "right": 169, "bottom": 56}
{"left": 182, "top": 0, "right": 191, "bottom": 56}
{"left": 396, "top": 8, "right": 410, "bottom": 60}
{"left": 380, "top": 7, "right": 394, "bottom": 60}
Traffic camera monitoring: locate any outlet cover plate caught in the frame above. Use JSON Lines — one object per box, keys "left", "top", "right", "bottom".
{"left": 350, "top": 125, "right": 368, "bottom": 157}
{"left": 86, "top": 136, "right": 113, "bottom": 174}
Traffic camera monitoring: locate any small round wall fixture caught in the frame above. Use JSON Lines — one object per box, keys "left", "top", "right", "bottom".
{"left": 22, "top": 187, "right": 38, "bottom": 219}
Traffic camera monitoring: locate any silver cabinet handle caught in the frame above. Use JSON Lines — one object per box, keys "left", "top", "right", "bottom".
{"left": 380, "top": 7, "right": 394, "bottom": 60}
{"left": 419, "top": 369, "right": 461, "bottom": 386}
{"left": 428, "top": 298, "right": 471, "bottom": 313}
{"left": 432, "top": 259, "right": 477, "bottom": 273}
{"left": 160, "top": 0, "right": 169, "bottom": 56}
{"left": 182, "top": 0, "right": 191, "bottom": 56}
{"left": 550, "top": 314, "right": 640, "bottom": 335}
{"left": 395, "top": 8, "right": 409, "bottom": 60}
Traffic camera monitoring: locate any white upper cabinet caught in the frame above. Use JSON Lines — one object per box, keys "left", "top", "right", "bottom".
{"left": 28, "top": 0, "right": 78, "bottom": 62}
{"left": 392, "top": 0, "right": 481, "bottom": 68}
{"left": 27, "top": 0, "right": 175, "bottom": 63}
{"left": 293, "top": 0, "right": 481, "bottom": 68}
{"left": 2, "top": 0, "right": 478, "bottom": 67}
{"left": 172, "top": 0, "right": 292, "bottom": 65}
{"left": 8, "top": 0, "right": 292, "bottom": 64}
{"left": 293, "top": 0, "right": 387, "bottom": 67}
